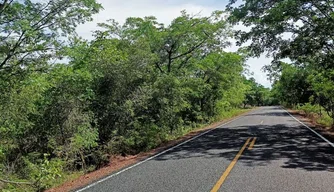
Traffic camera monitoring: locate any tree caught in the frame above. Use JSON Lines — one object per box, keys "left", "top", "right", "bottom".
{"left": 0, "top": 0, "right": 102, "bottom": 190}
{"left": 0, "top": 8, "right": 260, "bottom": 191}
{"left": 227, "top": 0, "right": 334, "bottom": 68}
{"left": 0, "top": 0, "right": 102, "bottom": 79}
{"left": 243, "top": 77, "right": 274, "bottom": 107}
{"left": 309, "top": 70, "right": 334, "bottom": 126}
{"left": 96, "top": 10, "right": 232, "bottom": 74}
{"left": 271, "top": 63, "right": 313, "bottom": 106}
{"left": 228, "top": 0, "right": 334, "bottom": 124}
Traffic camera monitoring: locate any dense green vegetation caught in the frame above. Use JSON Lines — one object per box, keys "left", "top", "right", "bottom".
{"left": 243, "top": 77, "right": 276, "bottom": 107}
{"left": 0, "top": 1, "right": 272, "bottom": 191}
{"left": 228, "top": 0, "right": 334, "bottom": 127}
{"left": 5, "top": 0, "right": 334, "bottom": 190}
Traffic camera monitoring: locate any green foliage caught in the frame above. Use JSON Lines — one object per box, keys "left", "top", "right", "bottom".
{"left": 317, "top": 115, "right": 333, "bottom": 127}
{"left": 24, "top": 154, "right": 63, "bottom": 191}
{"left": 0, "top": 4, "right": 267, "bottom": 191}
{"left": 229, "top": 0, "right": 334, "bottom": 126}
{"left": 0, "top": 0, "right": 102, "bottom": 80}
{"left": 309, "top": 69, "right": 334, "bottom": 122}
{"left": 270, "top": 62, "right": 334, "bottom": 126}
{"left": 243, "top": 77, "right": 276, "bottom": 107}
{"left": 228, "top": 0, "right": 334, "bottom": 66}
{"left": 296, "top": 103, "right": 321, "bottom": 116}
{"left": 297, "top": 103, "right": 333, "bottom": 127}
{"left": 270, "top": 63, "right": 314, "bottom": 107}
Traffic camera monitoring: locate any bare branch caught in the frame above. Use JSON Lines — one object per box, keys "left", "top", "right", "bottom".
{"left": 171, "top": 39, "right": 207, "bottom": 60}
{"left": 0, "top": 178, "right": 33, "bottom": 185}
{"left": 155, "top": 62, "right": 164, "bottom": 73}
{"left": 0, "top": 30, "right": 27, "bottom": 69}
{"left": 177, "top": 54, "right": 192, "bottom": 70}
{"left": 0, "top": 0, "right": 14, "bottom": 17}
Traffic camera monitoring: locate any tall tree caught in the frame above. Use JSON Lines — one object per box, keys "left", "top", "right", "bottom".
{"left": 96, "top": 10, "right": 232, "bottom": 74}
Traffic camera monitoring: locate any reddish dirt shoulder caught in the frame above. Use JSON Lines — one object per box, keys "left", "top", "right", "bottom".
{"left": 288, "top": 109, "right": 334, "bottom": 143}
{"left": 47, "top": 111, "right": 250, "bottom": 192}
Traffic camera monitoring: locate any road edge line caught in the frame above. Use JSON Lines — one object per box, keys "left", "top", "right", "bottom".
{"left": 282, "top": 107, "right": 334, "bottom": 148}
{"left": 76, "top": 111, "right": 250, "bottom": 192}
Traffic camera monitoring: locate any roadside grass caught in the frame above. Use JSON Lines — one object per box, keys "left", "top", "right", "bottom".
{"left": 316, "top": 115, "right": 333, "bottom": 127}
{"left": 167, "top": 108, "right": 251, "bottom": 141}
{"left": 295, "top": 103, "right": 333, "bottom": 127}
{"left": 1, "top": 171, "right": 84, "bottom": 192}
{"left": 50, "top": 171, "right": 85, "bottom": 190}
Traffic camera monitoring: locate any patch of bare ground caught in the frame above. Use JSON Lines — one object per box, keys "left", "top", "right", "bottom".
{"left": 288, "top": 109, "right": 334, "bottom": 142}
{"left": 47, "top": 110, "right": 250, "bottom": 192}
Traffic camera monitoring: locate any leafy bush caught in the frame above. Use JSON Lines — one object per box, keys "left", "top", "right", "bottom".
{"left": 297, "top": 103, "right": 333, "bottom": 127}
{"left": 296, "top": 103, "right": 321, "bottom": 117}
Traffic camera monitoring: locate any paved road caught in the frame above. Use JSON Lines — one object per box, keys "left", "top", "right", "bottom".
{"left": 77, "top": 107, "right": 334, "bottom": 192}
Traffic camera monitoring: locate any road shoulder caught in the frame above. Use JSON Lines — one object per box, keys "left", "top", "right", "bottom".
{"left": 287, "top": 109, "right": 334, "bottom": 144}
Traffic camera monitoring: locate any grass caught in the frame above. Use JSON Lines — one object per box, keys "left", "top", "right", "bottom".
{"left": 316, "top": 115, "right": 333, "bottom": 127}
{"left": 1, "top": 171, "right": 85, "bottom": 192}
{"left": 216, "top": 108, "right": 252, "bottom": 121}
{"left": 168, "top": 108, "right": 252, "bottom": 143}
{"left": 50, "top": 171, "right": 85, "bottom": 189}
{"left": 295, "top": 103, "right": 333, "bottom": 127}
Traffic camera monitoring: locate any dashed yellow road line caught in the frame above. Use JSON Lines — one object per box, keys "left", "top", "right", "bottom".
{"left": 248, "top": 137, "right": 257, "bottom": 150}
{"left": 210, "top": 138, "right": 251, "bottom": 192}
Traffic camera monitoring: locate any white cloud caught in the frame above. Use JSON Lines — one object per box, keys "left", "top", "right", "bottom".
{"left": 76, "top": 0, "right": 272, "bottom": 88}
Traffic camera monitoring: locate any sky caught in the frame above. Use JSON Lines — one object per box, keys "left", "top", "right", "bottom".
{"left": 76, "top": 0, "right": 272, "bottom": 88}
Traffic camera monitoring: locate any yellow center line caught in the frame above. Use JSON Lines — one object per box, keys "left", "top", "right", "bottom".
{"left": 248, "top": 137, "right": 257, "bottom": 150}
{"left": 210, "top": 138, "right": 251, "bottom": 192}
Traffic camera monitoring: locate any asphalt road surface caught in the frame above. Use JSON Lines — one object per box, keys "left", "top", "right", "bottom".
{"left": 77, "top": 106, "right": 334, "bottom": 192}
